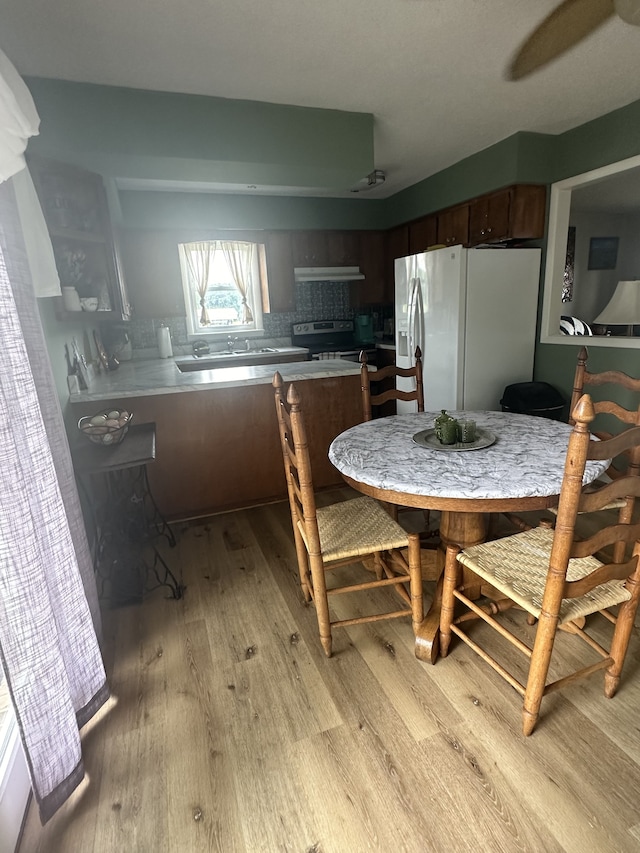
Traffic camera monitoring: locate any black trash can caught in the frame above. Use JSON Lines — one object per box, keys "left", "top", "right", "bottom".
{"left": 500, "top": 381, "right": 567, "bottom": 421}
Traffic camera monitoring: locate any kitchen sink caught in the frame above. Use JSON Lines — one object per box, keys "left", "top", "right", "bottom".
{"left": 175, "top": 348, "right": 308, "bottom": 372}
{"left": 221, "top": 347, "right": 277, "bottom": 354}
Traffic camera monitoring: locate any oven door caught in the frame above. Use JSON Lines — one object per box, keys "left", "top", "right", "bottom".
{"left": 311, "top": 349, "right": 376, "bottom": 364}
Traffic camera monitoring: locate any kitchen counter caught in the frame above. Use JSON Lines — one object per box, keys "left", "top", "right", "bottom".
{"left": 69, "top": 354, "right": 369, "bottom": 403}
{"left": 68, "top": 356, "right": 369, "bottom": 520}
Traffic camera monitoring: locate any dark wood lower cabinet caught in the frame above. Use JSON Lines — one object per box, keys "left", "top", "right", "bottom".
{"left": 70, "top": 375, "right": 363, "bottom": 521}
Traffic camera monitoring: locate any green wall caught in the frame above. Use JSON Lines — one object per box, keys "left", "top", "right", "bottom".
{"left": 25, "top": 76, "right": 640, "bottom": 233}
{"left": 25, "top": 76, "right": 640, "bottom": 397}
{"left": 535, "top": 343, "right": 640, "bottom": 410}
{"left": 25, "top": 77, "right": 374, "bottom": 197}
{"left": 384, "top": 132, "right": 557, "bottom": 227}
{"left": 118, "top": 189, "right": 387, "bottom": 231}
{"left": 532, "top": 99, "right": 640, "bottom": 396}
{"left": 553, "top": 98, "right": 640, "bottom": 182}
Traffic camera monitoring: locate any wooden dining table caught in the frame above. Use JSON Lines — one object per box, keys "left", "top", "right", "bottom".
{"left": 328, "top": 410, "right": 610, "bottom": 663}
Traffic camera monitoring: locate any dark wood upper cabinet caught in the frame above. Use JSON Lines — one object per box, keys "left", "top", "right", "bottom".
{"left": 408, "top": 215, "right": 437, "bottom": 254}
{"left": 28, "top": 155, "right": 131, "bottom": 320}
{"left": 387, "top": 224, "right": 409, "bottom": 260}
{"left": 263, "top": 231, "right": 295, "bottom": 313}
{"left": 291, "top": 231, "right": 329, "bottom": 266}
{"left": 468, "top": 184, "right": 546, "bottom": 246}
{"left": 326, "top": 230, "right": 360, "bottom": 266}
{"left": 291, "top": 230, "right": 360, "bottom": 267}
{"left": 352, "top": 230, "right": 386, "bottom": 306}
{"left": 437, "top": 203, "right": 470, "bottom": 247}
{"left": 385, "top": 224, "right": 410, "bottom": 300}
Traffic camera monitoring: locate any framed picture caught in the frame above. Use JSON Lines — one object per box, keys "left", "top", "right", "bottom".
{"left": 562, "top": 226, "right": 576, "bottom": 302}
{"left": 588, "top": 236, "right": 619, "bottom": 270}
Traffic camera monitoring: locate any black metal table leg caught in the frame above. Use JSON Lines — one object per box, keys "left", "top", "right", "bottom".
{"left": 72, "top": 422, "right": 184, "bottom": 606}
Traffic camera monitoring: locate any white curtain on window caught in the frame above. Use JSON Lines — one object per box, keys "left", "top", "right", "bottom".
{"left": 219, "top": 240, "right": 255, "bottom": 323}
{"left": 0, "top": 51, "right": 108, "bottom": 825}
{"left": 182, "top": 240, "right": 216, "bottom": 326}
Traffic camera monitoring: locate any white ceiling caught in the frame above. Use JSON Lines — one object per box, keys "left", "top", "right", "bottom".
{"left": 2, "top": 0, "right": 640, "bottom": 199}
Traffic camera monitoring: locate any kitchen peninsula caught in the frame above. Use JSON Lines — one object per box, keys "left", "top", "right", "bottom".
{"left": 68, "top": 356, "right": 366, "bottom": 520}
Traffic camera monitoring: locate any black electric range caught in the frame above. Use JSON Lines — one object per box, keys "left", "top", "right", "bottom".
{"left": 291, "top": 320, "right": 376, "bottom": 362}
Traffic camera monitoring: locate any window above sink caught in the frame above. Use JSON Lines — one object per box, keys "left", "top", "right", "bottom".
{"left": 178, "top": 239, "right": 265, "bottom": 339}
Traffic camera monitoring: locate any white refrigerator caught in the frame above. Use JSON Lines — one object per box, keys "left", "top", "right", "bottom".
{"left": 395, "top": 245, "right": 542, "bottom": 412}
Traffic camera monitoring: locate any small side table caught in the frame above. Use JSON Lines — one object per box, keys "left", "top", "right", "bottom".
{"left": 72, "top": 422, "right": 184, "bottom": 606}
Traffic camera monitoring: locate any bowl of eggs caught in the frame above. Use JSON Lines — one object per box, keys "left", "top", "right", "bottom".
{"left": 78, "top": 409, "right": 133, "bottom": 446}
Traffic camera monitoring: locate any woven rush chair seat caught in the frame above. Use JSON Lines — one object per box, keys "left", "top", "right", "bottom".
{"left": 439, "top": 393, "right": 640, "bottom": 736}
{"left": 457, "top": 526, "right": 631, "bottom": 625}
{"left": 315, "top": 496, "right": 413, "bottom": 562}
{"left": 273, "top": 371, "right": 423, "bottom": 657}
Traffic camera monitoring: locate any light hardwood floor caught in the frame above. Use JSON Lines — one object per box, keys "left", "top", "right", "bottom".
{"left": 17, "top": 492, "right": 640, "bottom": 852}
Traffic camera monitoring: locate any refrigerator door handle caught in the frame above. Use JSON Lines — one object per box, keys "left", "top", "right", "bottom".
{"left": 408, "top": 277, "right": 418, "bottom": 355}
{"left": 408, "top": 276, "right": 424, "bottom": 358}
{"left": 414, "top": 277, "right": 425, "bottom": 356}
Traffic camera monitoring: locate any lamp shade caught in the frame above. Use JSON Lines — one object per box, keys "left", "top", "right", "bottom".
{"left": 593, "top": 280, "right": 640, "bottom": 326}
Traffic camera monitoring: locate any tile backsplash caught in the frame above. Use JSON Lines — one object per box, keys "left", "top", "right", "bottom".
{"left": 118, "top": 281, "right": 387, "bottom": 356}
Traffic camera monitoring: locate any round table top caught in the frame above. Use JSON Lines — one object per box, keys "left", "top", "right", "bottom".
{"left": 329, "top": 411, "right": 610, "bottom": 510}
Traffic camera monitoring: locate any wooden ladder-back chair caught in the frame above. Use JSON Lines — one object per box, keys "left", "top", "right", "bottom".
{"left": 272, "top": 372, "right": 424, "bottom": 657}
{"left": 439, "top": 393, "right": 640, "bottom": 736}
{"left": 502, "top": 346, "right": 640, "bottom": 539}
{"left": 360, "top": 346, "right": 435, "bottom": 538}
{"left": 536, "top": 346, "right": 640, "bottom": 549}
{"left": 570, "top": 345, "right": 640, "bottom": 494}
{"left": 360, "top": 346, "right": 424, "bottom": 421}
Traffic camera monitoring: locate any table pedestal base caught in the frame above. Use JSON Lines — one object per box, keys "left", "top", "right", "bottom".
{"left": 415, "top": 510, "right": 488, "bottom": 664}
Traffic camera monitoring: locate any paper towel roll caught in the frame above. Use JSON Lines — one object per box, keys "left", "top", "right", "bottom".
{"left": 157, "top": 325, "right": 173, "bottom": 358}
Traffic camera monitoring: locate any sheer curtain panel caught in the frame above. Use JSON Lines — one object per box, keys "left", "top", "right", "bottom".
{"left": 219, "top": 240, "right": 255, "bottom": 323}
{"left": 182, "top": 240, "right": 215, "bottom": 325}
{"left": 0, "top": 49, "right": 108, "bottom": 825}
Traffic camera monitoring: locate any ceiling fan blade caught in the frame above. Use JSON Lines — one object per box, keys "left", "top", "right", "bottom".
{"left": 508, "top": 0, "right": 615, "bottom": 80}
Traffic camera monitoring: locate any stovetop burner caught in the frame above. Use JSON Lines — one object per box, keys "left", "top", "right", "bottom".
{"left": 291, "top": 319, "right": 361, "bottom": 353}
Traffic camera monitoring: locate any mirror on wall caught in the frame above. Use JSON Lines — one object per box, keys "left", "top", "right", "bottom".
{"left": 540, "top": 154, "right": 640, "bottom": 349}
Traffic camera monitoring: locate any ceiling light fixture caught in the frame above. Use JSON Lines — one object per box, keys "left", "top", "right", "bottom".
{"left": 350, "top": 169, "right": 386, "bottom": 193}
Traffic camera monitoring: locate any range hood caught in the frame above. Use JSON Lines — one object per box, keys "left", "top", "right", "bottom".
{"left": 294, "top": 266, "right": 365, "bottom": 282}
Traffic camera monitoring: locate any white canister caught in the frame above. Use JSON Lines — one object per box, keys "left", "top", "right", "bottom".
{"left": 157, "top": 324, "right": 173, "bottom": 358}
{"left": 62, "top": 287, "right": 82, "bottom": 312}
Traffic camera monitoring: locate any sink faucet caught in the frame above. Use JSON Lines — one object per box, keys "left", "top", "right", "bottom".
{"left": 245, "top": 339, "right": 251, "bottom": 352}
